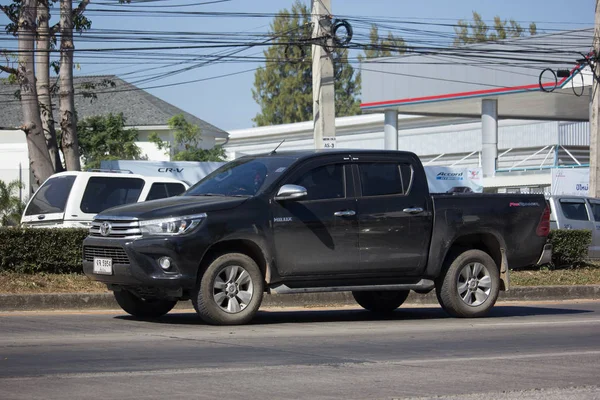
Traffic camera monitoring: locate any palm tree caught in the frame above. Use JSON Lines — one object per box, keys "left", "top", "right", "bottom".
{"left": 0, "top": 179, "right": 25, "bottom": 226}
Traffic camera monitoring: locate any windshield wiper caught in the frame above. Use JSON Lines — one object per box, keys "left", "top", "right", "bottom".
{"left": 194, "top": 193, "right": 225, "bottom": 197}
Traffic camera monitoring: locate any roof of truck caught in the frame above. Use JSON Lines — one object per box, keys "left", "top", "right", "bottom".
{"left": 250, "top": 149, "right": 417, "bottom": 159}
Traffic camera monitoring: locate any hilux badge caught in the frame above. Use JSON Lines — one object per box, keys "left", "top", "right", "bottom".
{"left": 274, "top": 217, "right": 292, "bottom": 223}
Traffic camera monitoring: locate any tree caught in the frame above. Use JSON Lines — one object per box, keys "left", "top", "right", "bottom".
{"left": 361, "top": 24, "right": 407, "bottom": 59}
{"left": 454, "top": 12, "right": 537, "bottom": 46}
{"left": 149, "top": 114, "right": 227, "bottom": 162}
{"left": 252, "top": 0, "right": 361, "bottom": 126}
{"left": 0, "top": 179, "right": 25, "bottom": 226}
{"left": 77, "top": 113, "right": 144, "bottom": 169}
{"left": 0, "top": 0, "right": 128, "bottom": 184}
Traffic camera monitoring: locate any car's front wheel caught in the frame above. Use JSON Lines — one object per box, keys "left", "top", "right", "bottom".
{"left": 113, "top": 290, "right": 177, "bottom": 319}
{"left": 193, "top": 253, "right": 264, "bottom": 325}
{"left": 352, "top": 290, "right": 410, "bottom": 313}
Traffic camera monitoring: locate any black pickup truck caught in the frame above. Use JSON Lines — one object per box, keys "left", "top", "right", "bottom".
{"left": 83, "top": 150, "right": 552, "bottom": 325}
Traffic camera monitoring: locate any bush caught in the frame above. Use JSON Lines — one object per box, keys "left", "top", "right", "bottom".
{"left": 548, "top": 229, "right": 592, "bottom": 268}
{"left": 0, "top": 228, "right": 88, "bottom": 274}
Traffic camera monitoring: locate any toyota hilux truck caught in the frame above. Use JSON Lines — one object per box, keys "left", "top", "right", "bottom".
{"left": 82, "top": 150, "right": 552, "bottom": 325}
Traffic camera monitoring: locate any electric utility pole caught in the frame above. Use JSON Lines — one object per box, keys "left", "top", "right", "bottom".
{"left": 590, "top": 0, "right": 600, "bottom": 197}
{"left": 311, "top": 0, "right": 336, "bottom": 149}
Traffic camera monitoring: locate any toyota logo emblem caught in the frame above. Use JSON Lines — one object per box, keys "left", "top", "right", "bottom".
{"left": 100, "top": 221, "right": 112, "bottom": 237}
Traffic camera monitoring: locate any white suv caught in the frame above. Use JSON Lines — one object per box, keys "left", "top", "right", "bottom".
{"left": 21, "top": 171, "right": 189, "bottom": 228}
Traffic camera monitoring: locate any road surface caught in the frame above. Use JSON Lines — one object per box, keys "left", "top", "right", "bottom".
{"left": 0, "top": 301, "right": 599, "bottom": 399}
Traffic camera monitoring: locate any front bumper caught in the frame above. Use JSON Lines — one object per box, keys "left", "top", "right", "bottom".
{"left": 536, "top": 243, "right": 553, "bottom": 265}
{"left": 82, "top": 234, "right": 210, "bottom": 290}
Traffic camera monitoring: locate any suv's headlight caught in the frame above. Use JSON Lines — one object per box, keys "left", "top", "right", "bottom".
{"left": 139, "top": 213, "right": 207, "bottom": 236}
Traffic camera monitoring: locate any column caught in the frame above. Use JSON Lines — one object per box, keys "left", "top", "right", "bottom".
{"left": 384, "top": 109, "right": 399, "bottom": 150}
{"left": 481, "top": 99, "right": 498, "bottom": 177}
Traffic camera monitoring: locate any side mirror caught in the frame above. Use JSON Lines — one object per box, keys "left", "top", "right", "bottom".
{"left": 274, "top": 184, "right": 307, "bottom": 201}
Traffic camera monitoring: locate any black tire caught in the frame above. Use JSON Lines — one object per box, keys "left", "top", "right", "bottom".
{"left": 352, "top": 290, "right": 410, "bottom": 313}
{"left": 192, "top": 253, "right": 264, "bottom": 325}
{"left": 436, "top": 249, "right": 500, "bottom": 318}
{"left": 113, "top": 290, "right": 177, "bottom": 319}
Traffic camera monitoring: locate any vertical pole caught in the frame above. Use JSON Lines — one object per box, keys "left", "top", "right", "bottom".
{"left": 19, "top": 162, "right": 22, "bottom": 203}
{"left": 312, "top": 0, "right": 335, "bottom": 149}
{"left": 590, "top": 0, "right": 600, "bottom": 196}
{"left": 481, "top": 99, "right": 498, "bottom": 178}
{"left": 384, "top": 110, "right": 398, "bottom": 150}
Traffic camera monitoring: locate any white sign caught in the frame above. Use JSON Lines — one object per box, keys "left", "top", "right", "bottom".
{"left": 551, "top": 168, "right": 589, "bottom": 196}
{"left": 424, "top": 166, "right": 483, "bottom": 194}
{"left": 101, "top": 160, "right": 226, "bottom": 186}
{"left": 323, "top": 137, "right": 336, "bottom": 149}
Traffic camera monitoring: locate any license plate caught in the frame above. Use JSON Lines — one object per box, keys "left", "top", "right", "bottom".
{"left": 93, "top": 257, "right": 113, "bottom": 275}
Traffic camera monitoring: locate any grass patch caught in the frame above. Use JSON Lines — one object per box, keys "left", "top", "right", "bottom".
{"left": 1, "top": 266, "right": 600, "bottom": 294}
{"left": 511, "top": 265, "right": 600, "bottom": 286}
{"left": 0, "top": 273, "right": 108, "bottom": 294}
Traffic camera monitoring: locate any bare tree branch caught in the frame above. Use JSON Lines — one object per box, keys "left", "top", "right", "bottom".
{"left": 73, "top": 0, "right": 91, "bottom": 18}
{"left": 0, "top": 65, "right": 18, "bottom": 75}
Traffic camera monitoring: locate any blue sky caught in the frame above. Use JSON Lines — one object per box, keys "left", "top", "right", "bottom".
{"left": 0, "top": 0, "right": 595, "bottom": 131}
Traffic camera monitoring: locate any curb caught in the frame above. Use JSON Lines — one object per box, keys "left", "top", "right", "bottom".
{"left": 0, "top": 285, "right": 599, "bottom": 312}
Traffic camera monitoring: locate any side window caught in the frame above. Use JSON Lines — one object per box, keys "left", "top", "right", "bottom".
{"left": 589, "top": 201, "right": 600, "bottom": 222}
{"left": 80, "top": 177, "right": 144, "bottom": 214}
{"left": 292, "top": 164, "right": 345, "bottom": 201}
{"left": 559, "top": 200, "right": 590, "bottom": 221}
{"left": 165, "top": 183, "right": 186, "bottom": 196}
{"left": 359, "top": 163, "right": 407, "bottom": 197}
{"left": 25, "top": 175, "right": 76, "bottom": 215}
{"left": 147, "top": 183, "right": 168, "bottom": 201}
{"left": 400, "top": 164, "right": 413, "bottom": 194}
{"left": 147, "top": 183, "right": 186, "bottom": 201}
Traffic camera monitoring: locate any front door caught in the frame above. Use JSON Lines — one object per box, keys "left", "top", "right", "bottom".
{"left": 355, "top": 157, "right": 432, "bottom": 275}
{"left": 271, "top": 158, "right": 359, "bottom": 276}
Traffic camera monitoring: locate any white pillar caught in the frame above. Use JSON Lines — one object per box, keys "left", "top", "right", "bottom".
{"left": 384, "top": 109, "right": 399, "bottom": 150}
{"left": 481, "top": 99, "right": 498, "bottom": 177}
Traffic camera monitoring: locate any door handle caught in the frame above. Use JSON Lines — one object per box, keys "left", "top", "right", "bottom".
{"left": 334, "top": 210, "right": 356, "bottom": 217}
{"left": 403, "top": 207, "right": 424, "bottom": 215}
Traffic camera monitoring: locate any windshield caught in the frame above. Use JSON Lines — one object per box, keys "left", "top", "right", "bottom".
{"left": 186, "top": 157, "right": 294, "bottom": 197}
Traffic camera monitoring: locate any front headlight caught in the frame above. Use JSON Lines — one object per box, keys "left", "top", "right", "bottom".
{"left": 139, "top": 213, "right": 207, "bottom": 236}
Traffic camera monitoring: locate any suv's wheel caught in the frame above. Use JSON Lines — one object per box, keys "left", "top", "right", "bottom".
{"left": 352, "top": 290, "right": 410, "bottom": 313}
{"left": 113, "top": 290, "right": 177, "bottom": 319}
{"left": 193, "top": 253, "right": 264, "bottom": 325}
{"left": 436, "top": 249, "right": 500, "bottom": 318}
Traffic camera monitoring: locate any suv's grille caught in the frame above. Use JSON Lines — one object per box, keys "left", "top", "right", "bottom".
{"left": 89, "top": 219, "right": 141, "bottom": 239}
{"left": 83, "top": 246, "right": 130, "bottom": 264}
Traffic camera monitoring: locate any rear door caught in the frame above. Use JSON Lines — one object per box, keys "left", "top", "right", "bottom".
{"left": 21, "top": 175, "right": 77, "bottom": 225}
{"left": 271, "top": 156, "right": 360, "bottom": 276}
{"left": 354, "top": 154, "right": 433, "bottom": 275}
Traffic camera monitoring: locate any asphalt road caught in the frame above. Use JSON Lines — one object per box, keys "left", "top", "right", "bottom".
{"left": 0, "top": 301, "right": 599, "bottom": 400}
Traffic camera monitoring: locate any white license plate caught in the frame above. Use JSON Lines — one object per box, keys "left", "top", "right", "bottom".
{"left": 93, "top": 257, "right": 113, "bottom": 275}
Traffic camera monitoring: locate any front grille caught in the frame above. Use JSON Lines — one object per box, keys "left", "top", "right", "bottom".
{"left": 83, "top": 246, "right": 130, "bottom": 264}
{"left": 89, "top": 219, "right": 141, "bottom": 239}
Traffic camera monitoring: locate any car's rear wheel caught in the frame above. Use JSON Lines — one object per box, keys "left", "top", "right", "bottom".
{"left": 352, "top": 290, "right": 410, "bottom": 313}
{"left": 436, "top": 249, "right": 500, "bottom": 318}
{"left": 113, "top": 290, "right": 177, "bottom": 319}
{"left": 193, "top": 253, "right": 264, "bottom": 325}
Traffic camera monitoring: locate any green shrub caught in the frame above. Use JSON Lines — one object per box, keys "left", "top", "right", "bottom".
{"left": 548, "top": 229, "right": 592, "bottom": 268}
{"left": 0, "top": 228, "right": 88, "bottom": 274}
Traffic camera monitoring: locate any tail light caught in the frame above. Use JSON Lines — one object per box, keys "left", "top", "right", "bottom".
{"left": 536, "top": 205, "right": 551, "bottom": 237}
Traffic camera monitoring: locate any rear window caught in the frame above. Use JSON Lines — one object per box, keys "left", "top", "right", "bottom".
{"left": 559, "top": 200, "right": 590, "bottom": 221}
{"left": 80, "top": 177, "right": 144, "bottom": 214}
{"left": 146, "top": 182, "right": 186, "bottom": 201}
{"left": 358, "top": 163, "right": 412, "bottom": 197}
{"left": 25, "top": 175, "right": 76, "bottom": 215}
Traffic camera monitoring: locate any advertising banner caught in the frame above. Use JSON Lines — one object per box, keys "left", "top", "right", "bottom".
{"left": 101, "top": 160, "right": 226, "bottom": 186}
{"left": 424, "top": 166, "right": 484, "bottom": 194}
{"left": 551, "top": 168, "right": 589, "bottom": 196}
